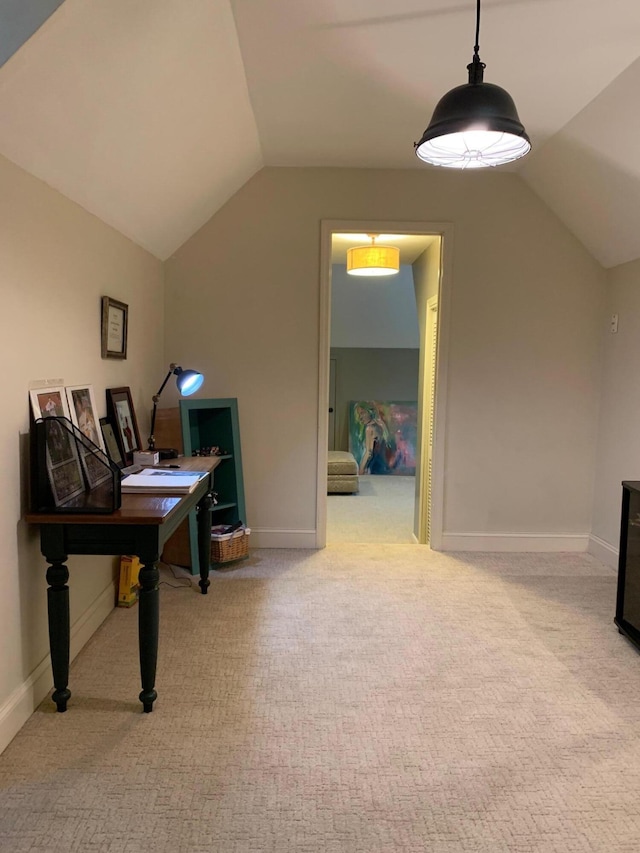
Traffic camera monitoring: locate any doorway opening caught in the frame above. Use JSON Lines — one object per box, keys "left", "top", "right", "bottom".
{"left": 316, "top": 221, "right": 452, "bottom": 549}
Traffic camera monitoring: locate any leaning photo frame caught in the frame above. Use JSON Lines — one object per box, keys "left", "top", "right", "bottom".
{"left": 99, "top": 417, "right": 125, "bottom": 469}
{"left": 66, "top": 385, "right": 105, "bottom": 452}
{"left": 30, "top": 386, "right": 71, "bottom": 421}
{"left": 66, "top": 384, "right": 110, "bottom": 488}
{"left": 106, "top": 387, "right": 142, "bottom": 464}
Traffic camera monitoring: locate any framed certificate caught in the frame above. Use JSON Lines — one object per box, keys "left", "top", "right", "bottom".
{"left": 101, "top": 296, "right": 128, "bottom": 359}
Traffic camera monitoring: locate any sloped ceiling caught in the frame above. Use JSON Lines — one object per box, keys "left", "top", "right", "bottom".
{"left": 1, "top": 0, "right": 640, "bottom": 266}
{"left": 0, "top": 0, "right": 64, "bottom": 67}
{"left": 0, "top": 0, "right": 263, "bottom": 259}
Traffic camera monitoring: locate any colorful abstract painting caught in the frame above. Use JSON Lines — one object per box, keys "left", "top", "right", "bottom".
{"left": 349, "top": 401, "right": 417, "bottom": 475}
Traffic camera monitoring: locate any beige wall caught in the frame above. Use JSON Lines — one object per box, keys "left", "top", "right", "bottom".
{"left": 165, "top": 167, "right": 606, "bottom": 548}
{"left": 591, "top": 257, "right": 640, "bottom": 561}
{"left": 1, "top": 155, "right": 164, "bottom": 751}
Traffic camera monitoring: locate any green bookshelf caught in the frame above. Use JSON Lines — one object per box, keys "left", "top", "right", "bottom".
{"left": 179, "top": 398, "right": 246, "bottom": 574}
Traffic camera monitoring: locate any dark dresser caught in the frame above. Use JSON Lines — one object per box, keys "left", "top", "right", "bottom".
{"left": 616, "top": 481, "right": 640, "bottom": 649}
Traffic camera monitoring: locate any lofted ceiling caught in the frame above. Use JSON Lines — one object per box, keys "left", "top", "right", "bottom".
{"left": 1, "top": 0, "right": 640, "bottom": 267}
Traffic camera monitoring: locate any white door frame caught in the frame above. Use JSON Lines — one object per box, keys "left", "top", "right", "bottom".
{"left": 316, "top": 219, "right": 454, "bottom": 549}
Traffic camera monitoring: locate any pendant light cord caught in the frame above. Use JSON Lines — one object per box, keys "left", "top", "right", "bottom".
{"left": 468, "top": 0, "right": 485, "bottom": 84}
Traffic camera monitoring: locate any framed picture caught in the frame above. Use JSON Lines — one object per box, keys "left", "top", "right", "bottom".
{"left": 106, "top": 386, "right": 142, "bottom": 463}
{"left": 30, "top": 386, "right": 71, "bottom": 421}
{"left": 65, "top": 384, "right": 111, "bottom": 488}
{"left": 65, "top": 385, "right": 105, "bottom": 451}
{"left": 100, "top": 417, "right": 125, "bottom": 469}
{"left": 101, "top": 296, "right": 128, "bottom": 359}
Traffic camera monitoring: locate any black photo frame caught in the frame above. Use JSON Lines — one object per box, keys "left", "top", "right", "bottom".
{"left": 99, "top": 417, "right": 125, "bottom": 469}
{"left": 106, "top": 387, "right": 142, "bottom": 465}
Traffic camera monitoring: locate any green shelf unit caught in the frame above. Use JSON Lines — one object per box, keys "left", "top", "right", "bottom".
{"left": 179, "top": 398, "right": 246, "bottom": 574}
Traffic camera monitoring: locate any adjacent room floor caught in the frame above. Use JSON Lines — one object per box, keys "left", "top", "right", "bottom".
{"left": 327, "top": 474, "right": 416, "bottom": 544}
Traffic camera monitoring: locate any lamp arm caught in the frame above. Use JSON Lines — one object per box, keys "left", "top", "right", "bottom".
{"left": 148, "top": 364, "right": 181, "bottom": 450}
{"left": 148, "top": 401, "right": 159, "bottom": 450}
{"left": 154, "top": 363, "right": 180, "bottom": 398}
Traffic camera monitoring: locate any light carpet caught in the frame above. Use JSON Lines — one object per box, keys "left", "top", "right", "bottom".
{"left": 1, "top": 547, "right": 639, "bottom": 852}
{"left": 327, "top": 474, "right": 415, "bottom": 544}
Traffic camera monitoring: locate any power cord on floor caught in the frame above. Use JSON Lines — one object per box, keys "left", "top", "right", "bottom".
{"left": 158, "top": 560, "right": 194, "bottom": 590}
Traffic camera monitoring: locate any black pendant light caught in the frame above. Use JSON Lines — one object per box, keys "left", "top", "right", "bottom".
{"left": 415, "top": 0, "right": 530, "bottom": 169}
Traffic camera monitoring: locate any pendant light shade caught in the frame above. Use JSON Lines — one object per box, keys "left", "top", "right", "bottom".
{"left": 415, "top": 0, "right": 530, "bottom": 169}
{"left": 347, "top": 236, "right": 400, "bottom": 277}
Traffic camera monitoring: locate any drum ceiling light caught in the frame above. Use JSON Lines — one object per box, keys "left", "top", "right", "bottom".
{"left": 346, "top": 235, "right": 400, "bottom": 277}
{"left": 414, "top": 0, "right": 530, "bottom": 169}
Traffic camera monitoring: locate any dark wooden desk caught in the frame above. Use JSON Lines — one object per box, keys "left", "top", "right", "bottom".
{"left": 25, "top": 457, "right": 220, "bottom": 713}
{"left": 616, "top": 481, "right": 640, "bottom": 651}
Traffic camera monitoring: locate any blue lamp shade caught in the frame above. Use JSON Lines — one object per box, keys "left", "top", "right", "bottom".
{"left": 177, "top": 369, "right": 204, "bottom": 396}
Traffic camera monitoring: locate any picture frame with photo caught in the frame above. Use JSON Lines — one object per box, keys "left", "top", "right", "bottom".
{"left": 106, "top": 386, "right": 142, "bottom": 464}
{"left": 29, "top": 386, "right": 71, "bottom": 422}
{"left": 65, "top": 384, "right": 110, "bottom": 489}
{"left": 66, "top": 385, "right": 105, "bottom": 451}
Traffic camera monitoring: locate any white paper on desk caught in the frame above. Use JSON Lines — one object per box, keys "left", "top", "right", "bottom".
{"left": 121, "top": 469, "right": 206, "bottom": 494}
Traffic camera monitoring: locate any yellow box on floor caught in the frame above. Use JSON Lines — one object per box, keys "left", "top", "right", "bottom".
{"left": 118, "top": 555, "right": 141, "bottom": 607}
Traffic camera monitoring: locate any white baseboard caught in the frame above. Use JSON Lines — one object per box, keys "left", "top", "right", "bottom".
{"left": 440, "top": 532, "right": 590, "bottom": 552}
{"left": 0, "top": 581, "right": 115, "bottom": 755}
{"left": 588, "top": 534, "right": 618, "bottom": 570}
{"left": 249, "top": 528, "right": 317, "bottom": 549}
{"left": 249, "top": 528, "right": 596, "bottom": 553}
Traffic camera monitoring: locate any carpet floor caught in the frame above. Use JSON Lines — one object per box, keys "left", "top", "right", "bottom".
{"left": 327, "top": 475, "right": 415, "bottom": 544}
{"left": 1, "top": 547, "right": 639, "bottom": 852}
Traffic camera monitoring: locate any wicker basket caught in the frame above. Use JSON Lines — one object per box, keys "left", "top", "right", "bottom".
{"left": 210, "top": 525, "right": 250, "bottom": 564}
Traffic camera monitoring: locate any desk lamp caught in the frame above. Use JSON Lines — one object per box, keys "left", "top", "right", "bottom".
{"left": 148, "top": 363, "right": 204, "bottom": 453}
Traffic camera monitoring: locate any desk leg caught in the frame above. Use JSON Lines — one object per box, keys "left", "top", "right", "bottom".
{"left": 46, "top": 560, "right": 71, "bottom": 713}
{"left": 197, "top": 491, "right": 214, "bottom": 595}
{"left": 137, "top": 558, "right": 159, "bottom": 713}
